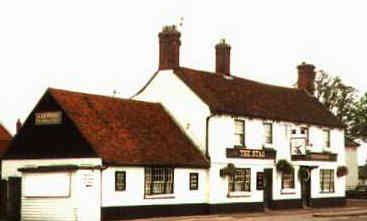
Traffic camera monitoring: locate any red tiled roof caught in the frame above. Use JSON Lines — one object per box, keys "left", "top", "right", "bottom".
{"left": 173, "top": 67, "right": 344, "bottom": 128}
{"left": 48, "top": 88, "right": 209, "bottom": 168}
{"left": 0, "top": 124, "right": 12, "bottom": 157}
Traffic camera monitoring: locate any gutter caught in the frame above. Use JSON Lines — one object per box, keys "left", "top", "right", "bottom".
{"left": 205, "top": 114, "right": 216, "bottom": 161}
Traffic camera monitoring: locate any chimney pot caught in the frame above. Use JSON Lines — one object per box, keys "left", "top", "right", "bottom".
{"left": 215, "top": 39, "right": 231, "bottom": 75}
{"left": 297, "top": 62, "right": 316, "bottom": 94}
{"left": 158, "top": 25, "right": 181, "bottom": 70}
{"left": 16, "top": 118, "right": 22, "bottom": 134}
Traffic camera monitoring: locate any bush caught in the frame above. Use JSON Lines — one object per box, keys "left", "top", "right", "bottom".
{"left": 220, "top": 163, "right": 236, "bottom": 177}
{"left": 337, "top": 166, "right": 348, "bottom": 177}
{"left": 276, "top": 159, "right": 294, "bottom": 174}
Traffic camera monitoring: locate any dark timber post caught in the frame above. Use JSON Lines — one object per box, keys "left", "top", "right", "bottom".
{"left": 0, "top": 180, "right": 7, "bottom": 218}
{"left": 263, "top": 168, "right": 273, "bottom": 210}
{"left": 7, "top": 177, "right": 21, "bottom": 221}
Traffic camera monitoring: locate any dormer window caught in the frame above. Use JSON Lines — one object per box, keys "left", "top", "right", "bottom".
{"left": 264, "top": 123, "right": 273, "bottom": 144}
{"left": 322, "top": 129, "right": 330, "bottom": 148}
{"left": 234, "top": 120, "right": 245, "bottom": 147}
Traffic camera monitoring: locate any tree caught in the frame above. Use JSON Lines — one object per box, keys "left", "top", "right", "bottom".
{"left": 313, "top": 70, "right": 367, "bottom": 141}
{"left": 314, "top": 70, "right": 357, "bottom": 123}
{"left": 347, "top": 93, "right": 367, "bottom": 141}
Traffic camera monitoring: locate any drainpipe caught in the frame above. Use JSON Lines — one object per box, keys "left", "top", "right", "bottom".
{"left": 205, "top": 114, "right": 216, "bottom": 161}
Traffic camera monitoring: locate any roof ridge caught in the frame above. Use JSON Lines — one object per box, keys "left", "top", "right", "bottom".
{"left": 177, "top": 66, "right": 301, "bottom": 91}
{"left": 48, "top": 87, "right": 160, "bottom": 106}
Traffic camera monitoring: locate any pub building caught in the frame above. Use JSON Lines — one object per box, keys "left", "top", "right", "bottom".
{"left": 1, "top": 26, "right": 346, "bottom": 221}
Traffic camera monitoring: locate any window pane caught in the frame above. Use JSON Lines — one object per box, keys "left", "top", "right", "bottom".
{"left": 190, "top": 173, "right": 198, "bottom": 190}
{"left": 229, "top": 168, "right": 251, "bottom": 192}
{"left": 145, "top": 167, "right": 174, "bottom": 195}
{"left": 115, "top": 171, "right": 126, "bottom": 191}
{"left": 323, "top": 130, "right": 330, "bottom": 147}
{"left": 234, "top": 134, "right": 244, "bottom": 146}
{"left": 234, "top": 120, "right": 245, "bottom": 146}
{"left": 235, "top": 120, "right": 244, "bottom": 133}
{"left": 282, "top": 172, "right": 294, "bottom": 189}
{"left": 320, "top": 169, "right": 334, "bottom": 193}
{"left": 264, "top": 123, "right": 273, "bottom": 144}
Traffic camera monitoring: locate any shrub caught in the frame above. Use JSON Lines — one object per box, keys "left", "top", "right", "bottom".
{"left": 337, "top": 166, "right": 348, "bottom": 177}
{"left": 276, "top": 159, "right": 294, "bottom": 174}
{"left": 220, "top": 163, "right": 236, "bottom": 177}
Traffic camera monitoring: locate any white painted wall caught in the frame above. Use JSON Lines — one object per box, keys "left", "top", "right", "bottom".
{"left": 136, "top": 69, "right": 346, "bottom": 204}
{"left": 208, "top": 115, "right": 345, "bottom": 202}
{"left": 101, "top": 167, "right": 208, "bottom": 207}
{"left": 1, "top": 158, "right": 102, "bottom": 221}
{"left": 76, "top": 169, "right": 101, "bottom": 221}
{"left": 135, "top": 70, "right": 211, "bottom": 155}
{"left": 357, "top": 140, "right": 367, "bottom": 166}
{"left": 345, "top": 147, "right": 359, "bottom": 189}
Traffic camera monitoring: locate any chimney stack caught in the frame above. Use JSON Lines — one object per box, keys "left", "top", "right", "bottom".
{"left": 297, "top": 62, "right": 316, "bottom": 94}
{"left": 16, "top": 118, "right": 22, "bottom": 134}
{"left": 158, "top": 25, "right": 181, "bottom": 70}
{"left": 215, "top": 39, "right": 231, "bottom": 75}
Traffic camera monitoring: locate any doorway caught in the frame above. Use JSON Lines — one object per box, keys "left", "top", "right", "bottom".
{"left": 263, "top": 168, "right": 273, "bottom": 210}
{"left": 300, "top": 167, "right": 311, "bottom": 208}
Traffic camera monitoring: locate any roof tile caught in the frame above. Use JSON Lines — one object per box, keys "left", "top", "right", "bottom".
{"left": 49, "top": 88, "right": 209, "bottom": 168}
{"left": 174, "top": 67, "right": 344, "bottom": 128}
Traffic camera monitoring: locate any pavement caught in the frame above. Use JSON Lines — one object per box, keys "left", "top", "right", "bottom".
{"left": 121, "top": 199, "right": 367, "bottom": 221}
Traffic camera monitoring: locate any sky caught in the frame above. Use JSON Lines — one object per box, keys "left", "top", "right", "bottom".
{"left": 0, "top": 0, "right": 366, "bottom": 135}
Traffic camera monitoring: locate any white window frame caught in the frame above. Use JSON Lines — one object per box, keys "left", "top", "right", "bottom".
{"left": 263, "top": 122, "right": 273, "bottom": 145}
{"left": 234, "top": 119, "right": 245, "bottom": 147}
{"left": 320, "top": 169, "right": 335, "bottom": 193}
{"left": 144, "top": 167, "right": 174, "bottom": 199}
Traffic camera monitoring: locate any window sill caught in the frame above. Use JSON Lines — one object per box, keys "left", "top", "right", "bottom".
{"left": 320, "top": 191, "right": 335, "bottom": 194}
{"left": 281, "top": 189, "right": 296, "bottom": 195}
{"left": 263, "top": 143, "right": 274, "bottom": 148}
{"left": 227, "top": 191, "right": 251, "bottom": 198}
{"left": 144, "top": 194, "right": 175, "bottom": 199}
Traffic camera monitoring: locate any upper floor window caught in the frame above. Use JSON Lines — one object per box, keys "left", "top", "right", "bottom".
{"left": 229, "top": 168, "right": 251, "bottom": 192}
{"left": 264, "top": 123, "right": 273, "bottom": 144}
{"left": 301, "top": 127, "right": 309, "bottom": 145}
{"left": 234, "top": 120, "right": 245, "bottom": 146}
{"left": 145, "top": 167, "right": 174, "bottom": 195}
{"left": 322, "top": 129, "right": 330, "bottom": 148}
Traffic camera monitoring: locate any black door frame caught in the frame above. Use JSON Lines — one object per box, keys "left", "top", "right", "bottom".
{"left": 300, "top": 166, "right": 311, "bottom": 208}
{"left": 263, "top": 168, "right": 273, "bottom": 209}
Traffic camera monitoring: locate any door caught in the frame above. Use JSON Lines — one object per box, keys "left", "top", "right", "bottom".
{"left": 263, "top": 168, "right": 273, "bottom": 209}
{"left": 0, "top": 180, "right": 7, "bottom": 218}
{"left": 7, "top": 177, "right": 21, "bottom": 221}
{"left": 300, "top": 167, "right": 311, "bottom": 208}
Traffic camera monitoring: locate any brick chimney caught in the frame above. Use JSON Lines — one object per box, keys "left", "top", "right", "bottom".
{"left": 16, "top": 118, "right": 22, "bottom": 133}
{"left": 297, "top": 62, "right": 316, "bottom": 94}
{"left": 158, "top": 25, "right": 181, "bottom": 70}
{"left": 215, "top": 39, "right": 231, "bottom": 75}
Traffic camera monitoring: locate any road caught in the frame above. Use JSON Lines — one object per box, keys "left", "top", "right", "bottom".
{"left": 123, "top": 210, "right": 367, "bottom": 221}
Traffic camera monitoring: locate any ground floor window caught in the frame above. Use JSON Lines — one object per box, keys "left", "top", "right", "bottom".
{"left": 145, "top": 167, "right": 174, "bottom": 195}
{"left": 115, "top": 171, "right": 126, "bottom": 191}
{"left": 320, "top": 169, "right": 334, "bottom": 193}
{"left": 229, "top": 168, "right": 251, "bottom": 192}
{"left": 282, "top": 171, "right": 295, "bottom": 189}
{"left": 189, "top": 173, "right": 199, "bottom": 190}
